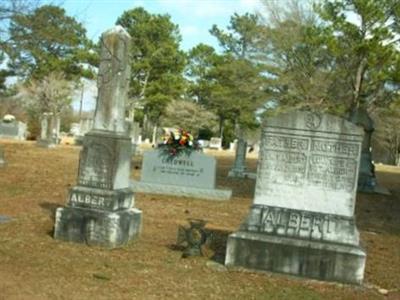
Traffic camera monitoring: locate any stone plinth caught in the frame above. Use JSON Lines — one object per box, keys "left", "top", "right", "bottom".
{"left": 131, "top": 150, "right": 232, "bottom": 201}
{"left": 225, "top": 111, "right": 366, "bottom": 284}
{"left": 226, "top": 231, "right": 366, "bottom": 284}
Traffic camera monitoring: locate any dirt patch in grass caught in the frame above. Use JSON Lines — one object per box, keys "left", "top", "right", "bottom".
{"left": 0, "top": 140, "right": 399, "bottom": 299}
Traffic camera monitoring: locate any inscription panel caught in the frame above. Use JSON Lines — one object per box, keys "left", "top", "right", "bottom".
{"left": 254, "top": 112, "right": 364, "bottom": 217}
{"left": 68, "top": 188, "right": 133, "bottom": 211}
{"left": 78, "top": 144, "right": 113, "bottom": 189}
{"left": 141, "top": 150, "right": 216, "bottom": 189}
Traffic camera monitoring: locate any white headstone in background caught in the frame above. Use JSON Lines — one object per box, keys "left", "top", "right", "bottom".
{"left": 209, "top": 137, "right": 222, "bottom": 150}
{"left": 226, "top": 111, "right": 366, "bottom": 284}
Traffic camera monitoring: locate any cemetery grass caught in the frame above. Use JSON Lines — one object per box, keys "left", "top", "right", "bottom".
{"left": 0, "top": 141, "right": 399, "bottom": 300}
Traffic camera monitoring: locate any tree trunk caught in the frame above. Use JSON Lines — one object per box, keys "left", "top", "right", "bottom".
{"left": 143, "top": 113, "right": 148, "bottom": 139}
{"left": 352, "top": 58, "right": 367, "bottom": 110}
{"left": 218, "top": 117, "right": 224, "bottom": 140}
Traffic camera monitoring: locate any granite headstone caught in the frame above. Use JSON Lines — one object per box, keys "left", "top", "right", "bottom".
{"left": 225, "top": 111, "right": 366, "bottom": 284}
{"left": 54, "top": 26, "right": 142, "bottom": 248}
{"left": 131, "top": 150, "right": 232, "bottom": 200}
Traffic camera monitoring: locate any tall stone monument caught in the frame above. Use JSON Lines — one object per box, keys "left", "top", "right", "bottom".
{"left": 225, "top": 111, "right": 366, "bottom": 284}
{"left": 228, "top": 138, "right": 256, "bottom": 179}
{"left": 349, "top": 108, "right": 389, "bottom": 194}
{"left": 54, "top": 26, "right": 142, "bottom": 248}
{"left": 37, "top": 113, "right": 59, "bottom": 148}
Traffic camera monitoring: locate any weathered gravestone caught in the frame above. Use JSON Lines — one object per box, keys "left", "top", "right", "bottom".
{"left": 131, "top": 150, "right": 232, "bottom": 201}
{"left": 349, "top": 108, "right": 389, "bottom": 194}
{"left": 228, "top": 138, "right": 256, "bottom": 179}
{"left": 37, "top": 113, "right": 60, "bottom": 148}
{"left": 225, "top": 111, "right": 366, "bottom": 284}
{"left": 0, "top": 115, "right": 27, "bottom": 140}
{"left": 54, "top": 26, "right": 142, "bottom": 248}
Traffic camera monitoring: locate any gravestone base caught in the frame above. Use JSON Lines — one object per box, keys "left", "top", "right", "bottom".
{"left": 225, "top": 231, "right": 366, "bottom": 284}
{"left": 54, "top": 206, "right": 142, "bottom": 248}
{"left": 228, "top": 169, "right": 256, "bottom": 179}
{"left": 131, "top": 180, "right": 232, "bottom": 201}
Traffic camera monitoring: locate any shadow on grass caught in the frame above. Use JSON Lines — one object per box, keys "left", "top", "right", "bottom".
{"left": 356, "top": 187, "right": 400, "bottom": 236}
{"left": 39, "top": 202, "right": 59, "bottom": 219}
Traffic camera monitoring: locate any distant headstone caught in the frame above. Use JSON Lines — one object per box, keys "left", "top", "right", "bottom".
{"left": 125, "top": 120, "right": 141, "bottom": 155}
{"left": 37, "top": 113, "right": 60, "bottom": 148}
{"left": 131, "top": 150, "right": 232, "bottom": 200}
{"left": 228, "top": 138, "right": 256, "bottom": 179}
{"left": 198, "top": 139, "right": 210, "bottom": 148}
{"left": 70, "top": 122, "right": 80, "bottom": 136}
{"left": 209, "top": 137, "right": 222, "bottom": 150}
{"left": 0, "top": 215, "right": 12, "bottom": 223}
{"left": 74, "top": 118, "right": 93, "bottom": 145}
{"left": 0, "top": 115, "right": 27, "bottom": 140}
{"left": 225, "top": 111, "right": 366, "bottom": 284}
{"left": 54, "top": 26, "right": 142, "bottom": 248}
{"left": 80, "top": 118, "right": 93, "bottom": 135}
{"left": 349, "top": 108, "right": 389, "bottom": 194}
{"left": 229, "top": 140, "right": 237, "bottom": 152}
{"left": 0, "top": 147, "right": 6, "bottom": 167}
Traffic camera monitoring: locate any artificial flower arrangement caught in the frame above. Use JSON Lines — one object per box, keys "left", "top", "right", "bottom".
{"left": 159, "top": 128, "right": 201, "bottom": 157}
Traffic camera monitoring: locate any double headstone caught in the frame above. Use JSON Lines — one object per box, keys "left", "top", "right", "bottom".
{"left": 54, "top": 26, "right": 142, "bottom": 248}
{"left": 225, "top": 111, "right": 366, "bottom": 284}
{"left": 131, "top": 150, "right": 232, "bottom": 201}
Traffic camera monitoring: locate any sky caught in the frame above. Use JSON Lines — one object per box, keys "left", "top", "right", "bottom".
{"left": 60, "top": 0, "right": 264, "bottom": 51}
{"left": 51, "top": 0, "right": 265, "bottom": 111}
